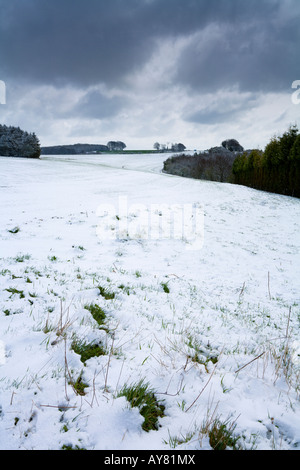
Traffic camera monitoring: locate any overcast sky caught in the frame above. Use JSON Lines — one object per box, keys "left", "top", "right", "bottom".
{"left": 0, "top": 0, "right": 299, "bottom": 150}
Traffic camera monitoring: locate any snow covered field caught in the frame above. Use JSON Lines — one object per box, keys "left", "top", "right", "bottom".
{"left": 0, "top": 153, "right": 299, "bottom": 450}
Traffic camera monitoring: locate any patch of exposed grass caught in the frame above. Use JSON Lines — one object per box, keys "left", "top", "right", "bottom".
{"left": 29, "top": 292, "right": 38, "bottom": 298}
{"left": 161, "top": 282, "right": 170, "bottom": 293}
{"left": 117, "top": 380, "right": 165, "bottom": 432}
{"left": 61, "top": 444, "right": 86, "bottom": 450}
{"left": 0, "top": 268, "right": 11, "bottom": 276}
{"left": 98, "top": 286, "right": 115, "bottom": 300}
{"left": 14, "top": 253, "right": 31, "bottom": 263}
{"left": 71, "top": 373, "right": 88, "bottom": 396}
{"left": 163, "top": 429, "right": 195, "bottom": 449}
{"left": 166, "top": 416, "right": 241, "bottom": 450}
{"left": 84, "top": 303, "right": 106, "bottom": 328}
{"left": 5, "top": 287, "right": 25, "bottom": 299}
{"left": 3, "top": 308, "right": 22, "bottom": 316}
{"left": 118, "top": 284, "right": 131, "bottom": 295}
{"left": 207, "top": 417, "right": 240, "bottom": 450}
{"left": 8, "top": 226, "right": 20, "bottom": 234}
{"left": 186, "top": 334, "right": 218, "bottom": 370}
{"left": 71, "top": 339, "right": 106, "bottom": 364}
{"left": 72, "top": 245, "right": 85, "bottom": 251}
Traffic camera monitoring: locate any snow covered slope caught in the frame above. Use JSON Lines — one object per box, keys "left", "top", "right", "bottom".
{"left": 0, "top": 153, "right": 299, "bottom": 450}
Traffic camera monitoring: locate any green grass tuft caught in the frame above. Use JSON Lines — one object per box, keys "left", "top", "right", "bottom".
{"left": 208, "top": 418, "right": 240, "bottom": 451}
{"left": 84, "top": 303, "right": 106, "bottom": 327}
{"left": 161, "top": 282, "right": 170, "bottom": 293}
{"left": 98, "top": 286, "right": 115, "bottom": 300}
{"left": 8, "top": 226, "right": 20, "bottom": 234}
{"left": 117, "top": 380, "right": 165, "bottom": 432}
{"left": 5, "top": 287, "right": 25, "bottom": 299}
{"left": 71, "top": 373, "right": 88, "bottom": 396}
{"left": 14, "top": 253, "right": 31, "bottom": 263}
{"left": 71, "top": 339, "right": 106, "bottom": 364}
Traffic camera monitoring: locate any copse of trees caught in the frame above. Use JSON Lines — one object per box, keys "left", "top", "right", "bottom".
{"left": 0, "top": 124, "right": 41, "bottom": 158}
{"left": 232, "top": 125, "right": 300, "bottom": 197}
{"left": 153, "top": 142, "right": 186, "bottom": 152}
{"left": 107, "top": 141, "right": 126, "bottom": 151}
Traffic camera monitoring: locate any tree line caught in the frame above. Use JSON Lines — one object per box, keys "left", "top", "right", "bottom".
{"left": 41, "top": 141, "right": 127, "bottom": 154}
{"left": 232, "top": 125, "right": 300, "bottom": 197}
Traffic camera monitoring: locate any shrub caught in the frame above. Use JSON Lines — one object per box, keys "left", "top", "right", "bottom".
{"left": 163, "top": 149, "right": 236, "bottom": 183}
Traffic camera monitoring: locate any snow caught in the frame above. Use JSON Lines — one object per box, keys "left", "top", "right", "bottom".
{"left": 0, "top": 153, "right": 299, "bottom": 450}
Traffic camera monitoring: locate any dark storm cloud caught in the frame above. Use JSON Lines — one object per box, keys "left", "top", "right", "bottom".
{"left": 176, "top": 16, "right": 300, "bottom": 94}
{"left": 1, "top": 0, "right": 299, "bottom": 94}
{"left": 0, "top": 0, "right": 155, "bottom": 87}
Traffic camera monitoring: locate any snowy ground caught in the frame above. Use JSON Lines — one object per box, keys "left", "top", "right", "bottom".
{"left": 0, "top": 153, "right": 299, "bottom": 450}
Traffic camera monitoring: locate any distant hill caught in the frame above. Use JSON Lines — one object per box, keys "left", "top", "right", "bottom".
{"left": 41, "top": 143, "right": 109, "bottom": 155}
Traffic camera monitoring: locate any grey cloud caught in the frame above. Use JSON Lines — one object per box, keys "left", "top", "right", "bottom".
{"left": 176, "top": 13, "right": 300, "bottom": 94}
{"left": 184, "top": 93, "right": 259, "bottom": 125}
{"left": 1, "top": 0, "right": 297, "bottom": 94}
{"left": 1, "top": 0, "right": 299, "bottom": 149}
{"left": 186, "top": 107, "right": 243, "bottom": 125}
{"left": 0, "top": 0, "right": 154, "bottom": 87}
{"left": 71, "top": 90, "right": 127, "bottom": 119}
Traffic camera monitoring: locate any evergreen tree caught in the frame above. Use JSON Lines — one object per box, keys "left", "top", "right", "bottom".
{"left": 0, "top": 124, "right": 40, "bottom": 158}
{"left": 289, "top": 134, "right": 300, "bottom": 197}
{"left": 232, "top": 125, "right": 299, "bottom": 197}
